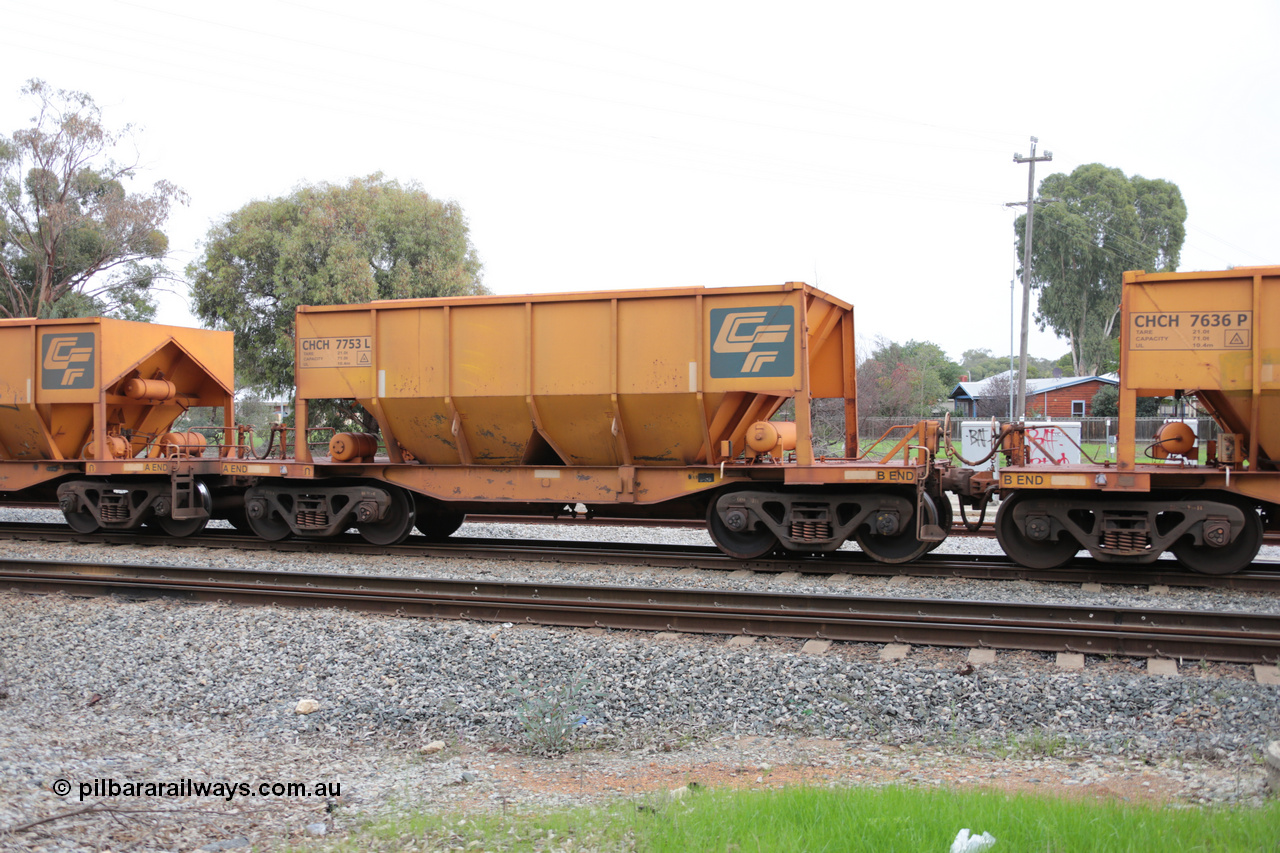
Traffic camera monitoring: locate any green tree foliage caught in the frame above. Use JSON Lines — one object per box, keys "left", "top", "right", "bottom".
{"left": 959, "top": 348, "right": 1066, "bottom": 382}
{"left": 1015, "top": 163, "right": 1186, "bottom": 377}
{"left": 858, "top": 338, "right": 962, "bottom": 420}
{"left": 1090, "top": 385, "right": 1161, "bottom": 418}
{"left": 187, "top": 174, "right": 486, "bottom": 400}
{"left": 0, "top": 79, "right": 186, "bottom": 320}
{"left": 959, "top": 348, "right": 1007, "bottom": 383}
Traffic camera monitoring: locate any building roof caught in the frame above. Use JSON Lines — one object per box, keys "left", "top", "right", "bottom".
{"left": 949, "top": 370, "right": 1117, "bottom": 401}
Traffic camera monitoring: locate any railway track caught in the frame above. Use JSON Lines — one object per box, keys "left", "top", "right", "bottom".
{"left": 3, "top": 557, "right": 1278, "bottom": 664}
{"left": 3, "top": 521, "right": 1280, "bottom": 592}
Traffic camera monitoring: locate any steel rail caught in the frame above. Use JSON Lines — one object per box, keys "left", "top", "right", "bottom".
{"left": 2, "top": 558, "right": 1278, "bottom": 663}
{"left": 2, "top": 521, "right": 1279, "bottom": 592}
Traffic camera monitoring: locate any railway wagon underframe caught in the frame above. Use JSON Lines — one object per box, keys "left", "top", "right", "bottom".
{"left": 241, "top": 459, "right": 944, "bottom": 563}
{"left": 995, "top": 267, "right": 1280, "bottom": 575}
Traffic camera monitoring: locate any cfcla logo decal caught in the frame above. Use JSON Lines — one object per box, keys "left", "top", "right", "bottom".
{"left": 41, "top": 333, "right": 95, "bottom": 389}
{"left": 709, "top": 306, "right": 795, "bottom": 378}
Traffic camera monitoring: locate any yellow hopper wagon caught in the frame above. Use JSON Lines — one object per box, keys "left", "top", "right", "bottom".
{"left": 250, "top": 283, "right": 950, "bottom": 561}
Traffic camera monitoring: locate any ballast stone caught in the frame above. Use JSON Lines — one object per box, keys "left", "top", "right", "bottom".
{"left": 1147, "top": 658, "right": 1178, "bottom": 677}
{"left": 880, "top": 644, "right": 910, "bottom": 661}
{"left": 1265, "top": 741, "right": 1280, "bottom": 796}
{"left": 1056, "top": 653, "right": 1085, "bottom": 671}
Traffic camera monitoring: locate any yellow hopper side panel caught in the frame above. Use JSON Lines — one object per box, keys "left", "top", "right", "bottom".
{"left": 295, "top": 283, "right": 855, "bottom": 468}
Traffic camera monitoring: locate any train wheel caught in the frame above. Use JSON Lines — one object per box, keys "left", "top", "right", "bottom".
{"left": 156, "top": 481, "right": 212, "bottom": 538}
{"left": 359, "top": 486, "right": 417, "bottom": 546}
{"left": 706, "top": 493, "right": 777, "bottom": 560}
{"left": 1171, "top": 500, "right": 1263, "bottom": 575}
{"left": 994, "top": 493, "right": 1080, "bottom": 569}
{"left": 927, "top": 494, "right": 952, "bottom": 553}
{"left": 245, "top": 490, "right": 292, "bottom": 542}
{"left": 855, "top": 493, "right": 937, "bottom": 564}
{"left": 414, "top": 497, "right": 465, "bottom": 541}
{"left": 64, "top": 507, "right": 100, "bottom": 534}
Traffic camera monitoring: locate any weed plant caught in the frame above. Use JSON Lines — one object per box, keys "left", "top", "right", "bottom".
{"left": 510, "top": 672, "right": 602, "bottom": 756}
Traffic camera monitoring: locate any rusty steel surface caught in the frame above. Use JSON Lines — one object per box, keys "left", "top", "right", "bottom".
{"left": 3, "top": 521, "right": 1280, "bottom": 592}
{"left": 2, "top": 557, "right": 1278, "bottom": 663}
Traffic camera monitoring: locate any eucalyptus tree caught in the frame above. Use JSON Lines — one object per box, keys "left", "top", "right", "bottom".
{"left": 0, "top": 79, "right": 186, "bottom": 320}
{"left": 1014, "top": 164, "right": 1186, "bottom": 376}
{"left": 187, "top": 174, "right": 486, "bottom": 402}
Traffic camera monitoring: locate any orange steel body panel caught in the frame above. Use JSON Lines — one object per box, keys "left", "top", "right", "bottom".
{"left": 294, "top": 283, "right": 856, "bottom": 480}
{"left": 1120, "top": 266, "right": 1278, "bottom": 474}
{"left": 0, "top": 317, "right": 235, "bottom": 492}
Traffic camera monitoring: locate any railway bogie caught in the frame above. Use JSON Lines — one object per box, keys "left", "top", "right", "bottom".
{"left": 55, "top": 477, "right": 215, "bottom": 537}
{"left": 704, "top": 485, "right": 944, "bottom": 561}
{"left": 993, "top": 490, "right": 1267, "bottom": 573}
{"left": 243, "top": 481, "right": 417, "bottom": 544}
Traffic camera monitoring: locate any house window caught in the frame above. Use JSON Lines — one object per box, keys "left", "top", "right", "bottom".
{"left": 1071, "top": 399, "right": 1086, "bottom": 417}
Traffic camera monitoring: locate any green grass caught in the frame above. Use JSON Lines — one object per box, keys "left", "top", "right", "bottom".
{"left": 303, "top": 784, "right": 1280, "bottom": 852}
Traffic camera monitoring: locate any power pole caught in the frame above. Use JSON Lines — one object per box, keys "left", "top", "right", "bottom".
{"left": 1009, "top": 278, "right": 1015, "bottom": 420}
{"left": 1012, "top": 136, "right": 1052, "bottom": 420}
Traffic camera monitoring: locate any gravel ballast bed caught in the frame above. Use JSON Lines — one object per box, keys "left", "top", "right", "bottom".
{"left": 1, "top": 510, "right": 1278, "bottom": 850}
{"left": 3, "top": 590, "right": 1276, "bottom": 755}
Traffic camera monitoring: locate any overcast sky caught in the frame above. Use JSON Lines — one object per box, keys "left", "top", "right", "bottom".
{"left": 3, "top": 0, "right": 1277, "bottom": 366}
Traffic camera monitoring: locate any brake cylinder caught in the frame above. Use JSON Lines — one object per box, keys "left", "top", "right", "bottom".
{"left": 329, "top": 432, "right": 379, "bottom": 462}
{"left": 121, "top": 378, "right": 178, "bottom": 401}
{"left": 82, "top": 433, "right": 131, "bottom": 459}
{"left": 158, "top": 431, "right": 208, "bottom": 457}
{"left": 745, "top": 421, "right": 797, "bottom": 457}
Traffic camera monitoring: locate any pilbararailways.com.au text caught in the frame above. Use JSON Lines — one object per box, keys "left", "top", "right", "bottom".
{"left": 52, "top": 778, "right": 341, "bottom": 802}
